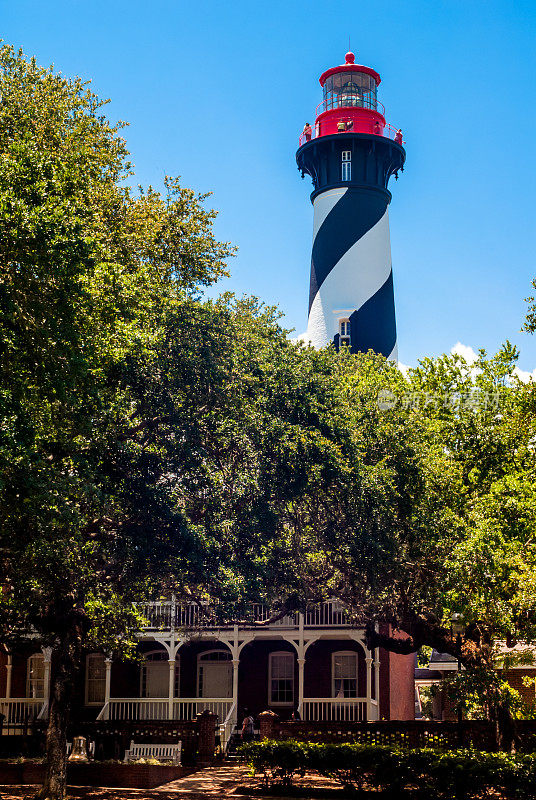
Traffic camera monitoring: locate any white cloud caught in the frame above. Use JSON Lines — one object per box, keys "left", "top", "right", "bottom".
{"left": 450, "top": 342, "right": 478, "bottom": 364}
{"left": 397, "top": 361, "right": 411, "bottom": 377}
{"left": 513, "top": 366, "right": 536, "bottom": 383}
{"left": 450, "top": 342, "right": 536, "bottom": 383}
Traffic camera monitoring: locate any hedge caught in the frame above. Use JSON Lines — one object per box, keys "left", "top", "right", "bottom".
{"left": 238, "top": 740, "right": 536, "bottom": 798}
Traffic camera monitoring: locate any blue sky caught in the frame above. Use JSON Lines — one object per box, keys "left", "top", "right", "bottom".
{"left": 3, "top": 0, "right": 536, "bottom": 371}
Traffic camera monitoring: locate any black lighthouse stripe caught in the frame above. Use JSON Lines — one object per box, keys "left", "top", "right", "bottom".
{"left": 349, "top": 269, "right": 397, "bottom": 358}
{"left": 309, "top": 188, "right": 389, "bottom": 313}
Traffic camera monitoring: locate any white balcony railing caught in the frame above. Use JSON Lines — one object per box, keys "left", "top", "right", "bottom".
{"left": 138, "top": 600, "right": 353, "bottom": 631}
{"left": 0, "top": 698, "right": 45, "bottom": 726}
{"left": 98, "top": 697, "right": 233, "bottom": 723}
{"left": 302, "top": 698, "right": 367, "bottom": 722}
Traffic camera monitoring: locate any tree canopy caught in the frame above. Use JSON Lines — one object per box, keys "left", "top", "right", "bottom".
{"left": 0, "top": 44, "right": 365, "bottom": 797}
{"left": 2, "top": 42, "right": 536, "bottom": 799}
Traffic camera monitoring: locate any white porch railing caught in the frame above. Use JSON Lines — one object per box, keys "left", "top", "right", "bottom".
{"left": 302, "top": 698, "right": 367, "bottom": 722}
{"left": 98, "top": 697, "right": 233, "bottom": 722}
{"left": 0, "top": 698, "right": 44, "bottom": 726}
{"left": 138, "top": 600, "right": 352, "bottom": 630}
{"left": 218, "top": 701, "right": 236, "bottom": 753}
{"left": 173, "top": 698, "right": 233, "bottom": 722}
{"left": 303, "top": 602, "right": 352, "bottom": 627}
{"left": 98, "top": 699, "right": 169, "bottom": 721}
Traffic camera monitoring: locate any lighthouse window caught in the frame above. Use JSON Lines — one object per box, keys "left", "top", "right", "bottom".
{"left": 341, "top": 152, "right": 351, "bottom": 182}
{"left": 339, "top": 319, "right": 351, "bottom": 347}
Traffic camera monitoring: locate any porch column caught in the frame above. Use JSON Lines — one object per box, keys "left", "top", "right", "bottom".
{"left": 5, "top": 654, "right": 12, "bottom": 699}
{"left": 297, "top": 614, "right": 305, "bottom": 715}
{"left": 104, "top": 657, "right": 112, "bottom": 720}
{"left": 42, "top": 648, "right": 52, "bottom": 706}
{"left": 374, "top": 651, "right": 381, "bottom": 720}
{"left": 297, "top": 658, "right": 305, "bottom": 715}
{"left": 168, "top": 659, "right": 176, "bottom": 720}
{"left": 365, "top": 656, "right": 373, "bottom": 721}
{"left": 232, "top": 659, "right": 240, "bottom": 724}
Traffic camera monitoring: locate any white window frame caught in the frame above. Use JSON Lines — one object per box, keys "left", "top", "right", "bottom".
{"left": 339, "top": 319, "right": 351, "bottom": 347}
{"left": 332, "top": 651, "right": 358, "bottom": 698}
{"left": 85, "top": 653, "right": 107, "bottom": 706}
{"left": 268, "top": 651, "right": 295, "bottom": 707}
{"left": 140, "top": 649, "right": 180, "bottom": 699}
{"left": 27, "top": 653, "right": 45, "bottom": 699}
{"left": 341, "top": 150, "right": 351, "bottom": 181}
{"left": 197, "top": 649, "right": 232, "bottom": 698}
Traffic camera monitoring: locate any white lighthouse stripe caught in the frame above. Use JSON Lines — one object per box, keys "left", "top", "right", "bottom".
{"left": 312, "top": 187, "right": 347, "bottom": 242}
{"left": 387, "top": 342, "right": 398, "bottom": 362}
{"left": 306, "top": 209, "right": 392, "bottom": 345}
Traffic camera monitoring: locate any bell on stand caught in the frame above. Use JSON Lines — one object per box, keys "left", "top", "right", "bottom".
{"left": 68, "top": 735, "right": 89, "bottom": 762}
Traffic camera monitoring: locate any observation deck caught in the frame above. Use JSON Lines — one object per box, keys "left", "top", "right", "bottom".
{"left": 298, "top": 50, "right": 403, "bottom": 148}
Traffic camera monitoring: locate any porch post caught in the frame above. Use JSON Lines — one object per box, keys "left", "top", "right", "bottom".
{"left": 231, "top": 625, "right": 240, "bottom": 725}
{"left": 297, "top": 658, "right": 305, "bottom": 715}
{"left": 168, "top": 659, "right": 176, "bottom": 720}
{"left": 104, "top": 657, "right": 112, "bottom": 720}
{"left": 374, "top": 650, "right": 381, "bottom": 720}
{"left": 5, "top": 653, "right": 12, "bottom": 699}
{"left": 232, "top": 659, "right": 240, "bottom": 723}
{"left": 365, "top": 656, "right": 373, "bottom": 721}
{"left": 42, "top": 648, "right": 52, "bottom": 706}
{"left": 297, "top": 613, "right": 305, "bottom": 715}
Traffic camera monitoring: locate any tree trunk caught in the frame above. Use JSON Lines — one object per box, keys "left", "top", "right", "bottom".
{"left": 490, "top": 699, "right": 518, "bottom": 753}
{"left": 37, "top": 635, "right": 79, "bottom": 800}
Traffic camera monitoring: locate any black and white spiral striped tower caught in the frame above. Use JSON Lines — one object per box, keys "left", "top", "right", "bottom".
{"left": 297, "top": 52, "right": 405, "bottom": 360}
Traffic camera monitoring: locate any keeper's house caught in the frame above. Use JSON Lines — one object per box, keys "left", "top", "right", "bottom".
{"left": 0, "top": 600, "right": 414, "bottom": 742}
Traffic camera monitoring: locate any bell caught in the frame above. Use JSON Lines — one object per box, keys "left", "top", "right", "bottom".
{"left": 68, "top": 735, "right": 89, "bottom": 762}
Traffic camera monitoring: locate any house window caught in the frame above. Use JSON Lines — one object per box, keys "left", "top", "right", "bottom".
{"left": 27, "top": 654, "right": 45, "bottom": 698}
{"left": 339, "top": 319, "right": 351, "bottom": 348}
{"left": 332, "top": 651, "right": 358, "bottom": 698}
{"left": 341, "top": 151, "right": 351, "bottom": 181}
{"left": 85, "top": 654, "right": 106, "bottom": 705}
{"left": 269, "top": 652, "right": 294, "bottom": 706}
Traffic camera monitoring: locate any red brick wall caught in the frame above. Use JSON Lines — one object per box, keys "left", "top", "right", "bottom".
{"left": 238, "top": 640, "right": 296, "bottom": 719}
{"left": 110, "top": 658, "right": 139, "bottom": 698}
{"left": 0, "top": 762, "right": 188, "bottom": 788}
{"left": 303, "top": 639, "right": 366, "bottom": 698}
{"left": 389, "top": 651, "right": 415, "bottom": 720}
{"left": 502, "top": 669, "right": 536, "bottom": 708}
{"left": 379, "top": 647, "right": 391, "bottom": 720}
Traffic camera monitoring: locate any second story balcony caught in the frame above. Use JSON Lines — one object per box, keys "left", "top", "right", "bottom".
{"left": 137, "top": 599, "right": 357, "bottom": 632}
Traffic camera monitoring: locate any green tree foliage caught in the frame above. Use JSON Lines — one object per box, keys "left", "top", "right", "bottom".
{"left": 0, "top": 45, "right": 364, "bottom": 798}
{"left": 0, "top": 44, "right": 238, "bottom": 798}
{"left": 278, "top": 344, "right": 536, "bottom": 747}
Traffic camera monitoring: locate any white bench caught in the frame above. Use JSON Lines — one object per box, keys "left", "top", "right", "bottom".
{"left": 123, "top": 740, "right": 182, "bottom": 764}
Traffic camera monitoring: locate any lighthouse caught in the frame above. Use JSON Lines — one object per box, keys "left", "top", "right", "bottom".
{"left": 297, "top": 51, "right": 405, "bottom": 360}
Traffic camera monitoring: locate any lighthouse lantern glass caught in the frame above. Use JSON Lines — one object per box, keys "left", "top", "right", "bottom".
{"left": 323, "top": 72, "right": 378, "bottom": 113}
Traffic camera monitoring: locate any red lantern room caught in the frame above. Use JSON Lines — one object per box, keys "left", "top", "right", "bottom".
{"left": 300, "top": 51, "right": 402, "bottom": 146}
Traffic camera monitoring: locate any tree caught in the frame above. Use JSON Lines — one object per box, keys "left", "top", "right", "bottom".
{"left": 0, "top": 44, "right": 236, "bottom": 798}
{"left": 276, "top": 344, "right": 536, "bottom": 748}
{"left": 0, "top": 46, "right": 361, "bottom": 797}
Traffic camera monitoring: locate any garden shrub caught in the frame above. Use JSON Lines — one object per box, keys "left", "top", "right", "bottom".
{"left": 238, "top": 740, "right": 536, "bottom": 798}
{"left": 239, "top": 740, "right": 306, "bottom": 788}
